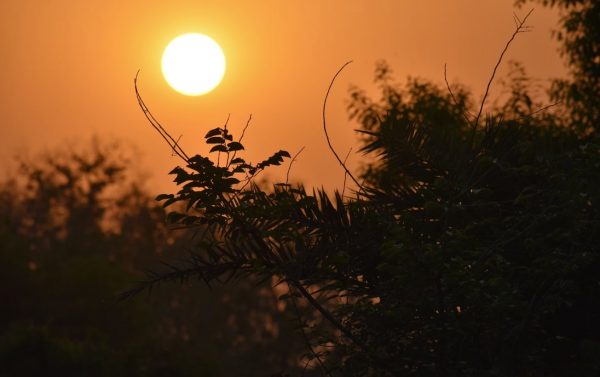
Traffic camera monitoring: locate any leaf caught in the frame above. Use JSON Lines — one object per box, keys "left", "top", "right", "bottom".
{"left": 230, "top": 157, "right": 245, "bottom": 164}
{"left": 166, "top": 211, "right": 186, "bottom": 224}
{"left": 210, "top": 145, "right": 228, "bottom": 153}
{"left": 162, "top": 197, "right": 178, "bottom": 208}
{"left": 227, "top": 142, "right": 245, "bottom": 151}
{"left": 256, "top": 150, "right": 290, "bottom": 169}
{"left": 204, "top": 128, "right": 222, "bottom": 138}
{"left": 169, "top": 166, "right": 186, "bottom": 175}
{"left": 155, "top": 193, "right": 173, "bottom": 201}
{"left": 206, "top": 137, "right": 225, "bottom": 144}
{"left": 170, "top": 168, "right": 191, "bottom": 184}
{"left": 223, "top": 177, "right": 240, "bottom": 186}
{"left": 182, "top": 215, "right": 200, "bottom": 225}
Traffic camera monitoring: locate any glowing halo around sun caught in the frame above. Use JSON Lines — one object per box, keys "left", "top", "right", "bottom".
{"left": 161, "top": 33, "right": 226, "bottom": 96}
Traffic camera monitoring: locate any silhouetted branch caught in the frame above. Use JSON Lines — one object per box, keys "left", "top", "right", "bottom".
{"left": 341, "top": 147, "right": 352, "bottom": 198}
{"left": 286, "top": 282, "right": 332, "bottom": 377}
{"left": 444, "top": 64, "right": 475, "bottom": 123}
{"left": 474, "top": 9, "right": 534, "bottom": 128}
{"left": 322, "top": 61, "right": 364, "bottom": 192}
{"left": 510, "top": 102, "right": 560, "bottom": 122}
{"left": 228, "top": 114, "right": 252, "bottom": 168}
{"left": 286, "top": 146, "right": 306, "bottom": 185}
{"left": 239, "top": 114, "right": 252, "bottom": 143}
{"left": 118, "top": 261, "right": 246, "bottom": 301}
{"left": 134, "top": 71, "right": 190, "bottom": 162}
{"left": 290, "top": 280, "right": 370, "bottom": 353}
{"left": 171, "top": 135, "right": 183, "bottom": 157}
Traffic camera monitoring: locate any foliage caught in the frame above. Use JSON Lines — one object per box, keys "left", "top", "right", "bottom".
{"left": 124, "top": 7, "right": 600, "bottom": 376}
{"left": 516, "top": 0, "right": 600, "bottom": 133}
{"left": 0, "top": 139, "right": 309, "bottom": 377}
{"left": 131, "top": 35, "right": 600, "bottom": 377}
{"left": 345, "top": 65, "right": 600, "bottom": 376}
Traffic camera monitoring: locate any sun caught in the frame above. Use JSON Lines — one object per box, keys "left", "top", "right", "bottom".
{"left": 161, "top": 33, "right": 226, "bottom": 96}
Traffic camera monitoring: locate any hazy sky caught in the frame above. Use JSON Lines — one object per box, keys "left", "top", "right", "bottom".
{"left": 0, "top": 0, "right": 565, "bottom": 193}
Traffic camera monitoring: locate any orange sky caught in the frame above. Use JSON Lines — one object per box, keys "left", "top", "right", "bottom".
{"left": 0, "top": 0, "right": 565, "bottom": 194}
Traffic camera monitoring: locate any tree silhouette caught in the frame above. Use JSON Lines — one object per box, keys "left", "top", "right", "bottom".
{"left": 516, "top": 0, "right": 600, "bottom": 133}
{"left": 129, "top": 9, "right": 600, "bottom": 377}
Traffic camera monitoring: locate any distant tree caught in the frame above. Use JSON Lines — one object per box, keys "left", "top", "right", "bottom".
{"left": 516, "top": 0, "right": 600, "bottom": 133}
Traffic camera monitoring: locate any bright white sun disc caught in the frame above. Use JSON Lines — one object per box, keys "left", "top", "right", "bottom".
{"left": 162, "top": 33, "right": 226, "bottom": 96}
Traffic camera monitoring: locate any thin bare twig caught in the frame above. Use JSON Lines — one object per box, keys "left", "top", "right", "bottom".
{"left": 238, "top": 168, "right": 264, "bottom": 192}
{"left": 134, "top": 71, "right": 190, "bottom": 162}
{"left": 227, "top": 114, "right": 252, "bottom": 169}
{"left": 473, "top": 9, "right": 534, "bottom": 128}
{"left": 510, "top": 102, "right": 560, "bottom": 122}
{"left": 171, "top": 135, "right": 182, "bottom": 157}
{"left": 322, "top": 61, "right": 364, "bottom": 192}
{"left": 239, "top": 114, "right": 252, "bottom": 143}
{"left": 444, "top": 64, "right": 475, "bottom": 124}
{"left": 513, "top": 13, "right": 520, "bottom": 28}
{"left": 341, "top": 147, "right": 352, "bottom": 198}
{"left": 286, "top": 146, "right": 306, "bottom": 185}
{"left": 514, "top": 12, "right": 522, "bottom": 25}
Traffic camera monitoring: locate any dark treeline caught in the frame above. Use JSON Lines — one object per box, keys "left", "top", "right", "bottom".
{"left": 2, "top": 1, "right": 599, "bottom": 376}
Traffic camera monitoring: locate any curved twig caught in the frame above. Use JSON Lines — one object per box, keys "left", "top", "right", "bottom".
{"left": 286, "top": 146, "right": 306, "bottom": 185}
{"left": 341, "top": 147, "right": 352, "bottom": 198}
{"left": 322, "top": 61, "right": 364, "bottom": 192}
{"left": 444, "top": 64, "right": 475, "bottom": 124}
{"left": 134, "top": 71, "right": 190, "bottom": 162}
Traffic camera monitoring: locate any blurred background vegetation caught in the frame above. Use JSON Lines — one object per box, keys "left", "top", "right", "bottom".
{"left": 0, "top": 139, "right": 313, "bottom": 376}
